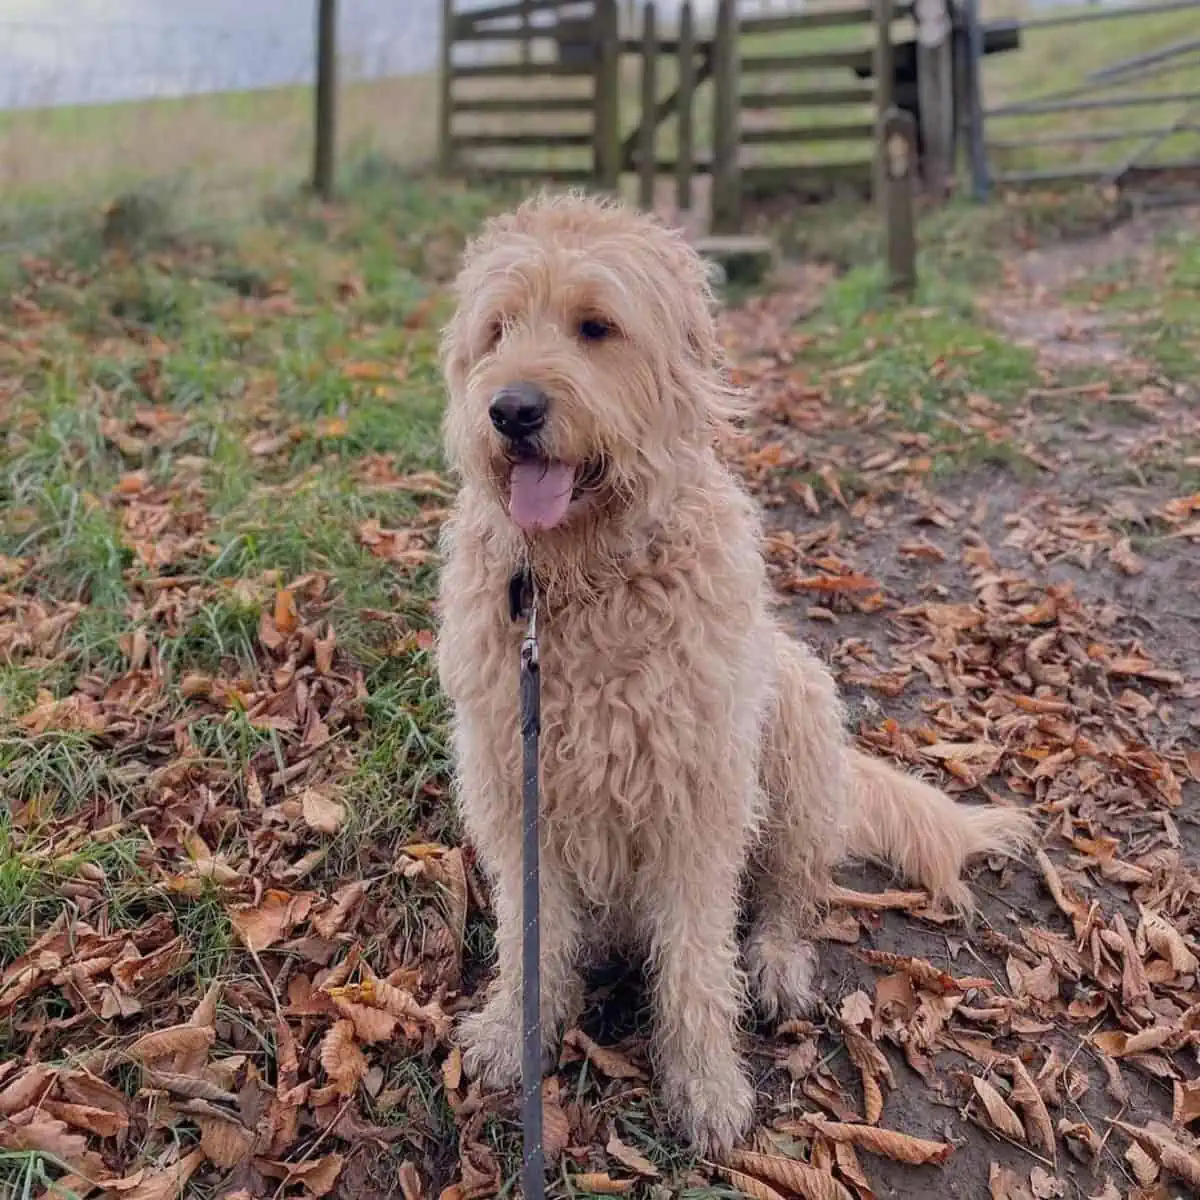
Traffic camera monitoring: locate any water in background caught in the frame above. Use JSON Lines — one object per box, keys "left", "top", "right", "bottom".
{"left": 1, "top": 0, "right": 1096, "bottom": 112}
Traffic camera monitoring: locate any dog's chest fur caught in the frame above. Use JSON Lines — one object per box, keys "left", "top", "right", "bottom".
{"left": 437, "top": 479, "right": 776, "bottom": 913}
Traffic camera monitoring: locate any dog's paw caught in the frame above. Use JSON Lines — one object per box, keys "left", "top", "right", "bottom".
{"left": 666, "top": 1058, "right": 755, "bottom": 1159}
{"left": 745, "top": 927, "right": 820, "bottom": 1022}
{"left": 457, "top": 1003, "right": 523, "bottom": 1090}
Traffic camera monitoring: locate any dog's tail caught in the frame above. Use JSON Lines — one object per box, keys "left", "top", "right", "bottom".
{"left": 847, "top": 751, "right": 1034, "bottom": 911}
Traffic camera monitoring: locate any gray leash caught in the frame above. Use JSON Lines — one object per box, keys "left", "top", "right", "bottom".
{"left": 510, "top": 566, "right": 545, "bottom": 1200}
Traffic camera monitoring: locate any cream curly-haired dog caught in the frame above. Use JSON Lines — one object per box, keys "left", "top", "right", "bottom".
{"left": 435, "top": 192, "right": 1030, "bottom": 1154}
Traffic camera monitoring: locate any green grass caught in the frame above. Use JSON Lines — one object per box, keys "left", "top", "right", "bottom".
{"left": 1, "top": 137, "right": 1196, "bottom": 1195}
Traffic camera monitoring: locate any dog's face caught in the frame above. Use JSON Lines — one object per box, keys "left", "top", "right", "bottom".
{"left": 441, "top": 193, "right": 732, "bottom": 536}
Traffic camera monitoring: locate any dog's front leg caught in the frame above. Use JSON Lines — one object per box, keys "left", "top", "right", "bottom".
{"left": 645, "top": 834, "right": 755, "bottom": 1158}
{"left": 459, "top": 835, "right": 583, "bottom": 1089}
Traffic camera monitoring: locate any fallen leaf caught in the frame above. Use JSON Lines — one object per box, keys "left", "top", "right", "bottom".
{"left": 606, "top": 1133, "right": 659, "bottom": 1178}
{"left": 561, "top": 1030, "right": 644, "bottom": 1080}
{"left": 319, "top": 1019, "right": 368, "bottom": 1096}
{"left": 973, "top": 1077, "right": 1026, "bottom": 1142}
{"left": 721, "top": 1158, "right": 846, "bottom": 1200}
{"left": 255, "top": 1153, "right": 345, "bottom": 1197}
{"left": 779, "top": 1114, "right": 953, "bottom": 1165}
{"left": 301, "top": 788, "right": 346, "bottom": 835}
{"left": 569, "top": 1172, "right": 635, "bottom": 1195}
{"left": 108, "top": 1149, "right": 205, "bottom": 1200}
{"left": 1008, "top": 1057, "right": 1056, "bottom": 1163}
{"left": 127, "top": 1024, "right": 214, "bottom": 1064}
{"left": 1113, "top": 1119, "right": 1200, "bottom": 1189}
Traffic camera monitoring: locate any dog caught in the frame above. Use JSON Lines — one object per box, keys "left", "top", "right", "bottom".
{"left": 434, "top": 192, "right": 1032, "bottom": 1155}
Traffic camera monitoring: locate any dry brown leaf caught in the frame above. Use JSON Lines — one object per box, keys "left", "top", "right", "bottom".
{"left": 397, "top": 1161, "right": 423, "bottom": 1200}
{"left": 41, "top": 1099, "right": 128, "bottom": 1138}
{"left": 443, "top": 1047, "right": 463, "bottom": 1094}
{"left": 127, "top": 1024, "right": 214, "bottom": 1064}
{"left": 780, "top": 1115, "right": 953, "bottom": 1165}
{"left": 319, "top": 1019, "right": 368, "bottom": 1096}
{"left": 1092, "top": 1024, "right": 1175, "bottom": 1058}
{"left": 721, "top": 1157, "right": 848, "bottom": 1200}
{"left": 0, "top": 1110, "right": 106, "bottom": 1178}
{"left": 989, "top": 1162, "right": 1034, "bottom": 1200}
{"left": 1174, "top": 1079, "right": 1200, "bottom": 1127}
{"left": 858, "top": 949, "right": 990, "bottom": 994}
{"left": 972, "top": 1077, "right": 1026, "bottom": 1142}
{"left": 561, "top": 1030, "right": 644, "bottom": 1080}
{"left": 301, "top": 788, "right": 346, "bottom": 835}
{"left": 542, "top": 1078, "right": 570, "bottom": 1162}
{"left": 228, "top": 889, "right": 311, "bottom": 952}
{"left": 195, "top": 1113, "right": 256, "bottom": 1169}
{"left": 0, "top": 1065, "right": 55, "bottom": 1116}
{"left": 1126, "top": 1140, "right": 1160, "bottom": 1186}
{"left": 569, "top": 1172, "right": 636, "bottom": 1195}
{"left": 1087, "top": 1181, "right": 1120, "bottom": 1200}
{"left": 1142, "top": 910, "right": 1199, "bottom": 975}
{"left": 256, "top": 1153, "right": 345, "bottom": 1197}
{"left": 274, "top": 589, "right": 299, "bottom": 634}
{"left": 1113, "top": 1119, "right": 1200, "bottom": 1189}
{"left": 1008, "top": 1057, "right": 1056, "bottom": 1164}
{"left": 606, "top": 1133, "right": 659, "bottom": 1179}
{"left": 111, "top": 1149, "right": 206, "bottom": 1200}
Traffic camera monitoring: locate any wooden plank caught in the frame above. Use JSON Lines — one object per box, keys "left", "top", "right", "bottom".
{"left": 742, "top": 49, "right": 872, "bottom": 73}
{"left": 312, "top": 0, "right": 337, "bottom": 199}
{"left": 880, "top": 106, "right": 917, "bottom": 294}
{"left": 677, "top": 0, "right": 696, "bottom": 212}
{"left": 743, "top": 86, "right": 875, "bottom": 108}
{"left": 711, "top": 0, "right": 742, "bottom": 232}
{"left": 743, "top": 160, "right": 873, "bottom": 188}
{"left": 455, "top": 0, "right": 593, "bottom": 31}
{"left": 740, "top": 3, "right": 912, "bottom": 34}
{"left": 460, "top": 163, "right": 596, "bottom": 181}
{"left": 452, "top": 60, "right": 595, "bottom": 78}
{"left": 639, "top": 1, "right": 659, "bottom": 209}
{"left": 593, "top": 0, "right": 621, "bottom": 190}
{"left": 743, "top": 123, "right": 875, "bottom": 145}
{"left": 452, "top": 132, "right": 594, "bottom": 148}
{"left": 694, "top": 235, "right": 775, "bottom": 286}
{"left": 453, "top": 96, "right": 594, "bottom": 114}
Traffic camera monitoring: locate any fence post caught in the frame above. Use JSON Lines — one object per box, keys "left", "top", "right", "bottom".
{"left": 881, "top": 107, "right": 918, "bottom": 294}
{"left": 915, "top": 0, "right": 953, "bottom": 197}
{"left": 313, "top": 0, "right": 337, "bottom": 199}
{"left": 639, "top": 2, "right": 659, "bottom": 209}
{"left": 593, "top": 0, "right": 621, "bottom": 192}
{"left": 676, "top": 0, "right": 695, "bottom": 214}
{"left": 872, "top": 0, "right": 895, "bottom": 205}
{"left": 710, "top": 0, "right": 741, "bottom": 233}
{"left": 961, "top": 0, "right": 990, "bottom": 199}
{"left": 438, "top": 0, "right": 455, "bottom": 174}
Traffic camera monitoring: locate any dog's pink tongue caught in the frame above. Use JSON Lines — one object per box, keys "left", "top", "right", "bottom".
{"left": 508, "top": 461, "right": 574, "bottom": 532}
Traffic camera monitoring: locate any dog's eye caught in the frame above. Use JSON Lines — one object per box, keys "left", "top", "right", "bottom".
{"left": 577, "top": 318, "right": 613, "bottom": 343}
{"left": 484, "top": 319, "right": 504, "bottom": 352}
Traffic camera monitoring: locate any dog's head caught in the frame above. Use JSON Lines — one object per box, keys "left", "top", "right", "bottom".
{"left": 441, "top": 192, "right": 738, "bottom": 538}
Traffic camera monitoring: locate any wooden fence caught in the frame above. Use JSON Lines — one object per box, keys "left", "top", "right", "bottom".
{"left": 438, "top": 0, "right": 920, "bottom": 230}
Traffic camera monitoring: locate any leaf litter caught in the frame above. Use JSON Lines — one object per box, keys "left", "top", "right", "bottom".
{"left": 1, "top": 193, "right": 1197, "bottom": 1199}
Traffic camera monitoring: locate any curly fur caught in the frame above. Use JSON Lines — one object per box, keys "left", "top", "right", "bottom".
{"left": 435, "top": 192, "right": 1032, "bottom": 1156}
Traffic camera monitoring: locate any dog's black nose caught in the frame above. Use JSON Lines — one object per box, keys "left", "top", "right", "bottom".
{"left": 489, "top": 383, "right": 548, "bottom": 440}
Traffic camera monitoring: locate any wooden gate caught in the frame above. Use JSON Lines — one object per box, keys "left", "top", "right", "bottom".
{"left": 439, "top": 0, "right": 619, "bottom": 186}
{"left": 970, "top": 0, "right": 1200, "bottom": 194}
{"left": 437, "top": 0, "right": 913, "bottom": 231}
